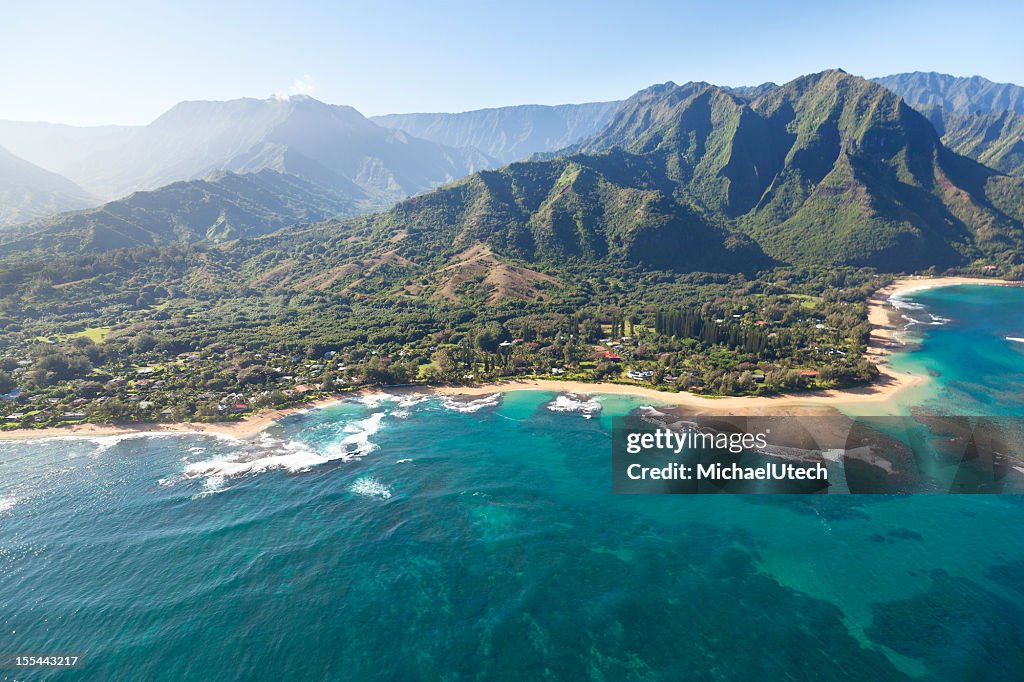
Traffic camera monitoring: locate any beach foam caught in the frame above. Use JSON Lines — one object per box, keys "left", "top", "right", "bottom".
{"left": 356, "top": 392, "right": 429, "bottom": 410}
{"left": 326, "top": 412, "right": 386, "bottom": 459}
{"left": 547, "top": 393, "right": 602, "bottom": 419}
{"left": 1007, "top": 337, "right": 1024, "bottom": 344}
{"left": 441, "top": 393, "right": 502, "bottom": 413}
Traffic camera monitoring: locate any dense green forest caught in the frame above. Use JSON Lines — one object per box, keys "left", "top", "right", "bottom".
{"left": 0, "top": 236, "right": 917, "bottom": 428}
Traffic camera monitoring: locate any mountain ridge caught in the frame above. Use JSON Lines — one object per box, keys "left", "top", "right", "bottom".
{"left": 873, "top": 72, "right": 1024, "bottom": 116}
{"left": 321, "top": 70, "right": 1024, "bottom": 275}
{"left": 371, "top": 101, "right": 621, "bottom": 163}
{"left": 874, "top": 72, "right": 1024, "bottom": 177}
{"left": 0, "top": 145, "right": 98, "bottom": 227}
{"left": 58, "top": 95, "right": 496, "bottom": 206}
{"left": 0, "top": 169, "right": 359, "bottom": 254}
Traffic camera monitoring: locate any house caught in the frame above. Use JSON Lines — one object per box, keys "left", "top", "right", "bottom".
{"left": 294, "top": 384, "right": 314, "bottom": 394}
{"left": 1, "top": 389, "right": 23, "bottom": 401}
{"left": 5, "top": 413, "right": 25, "bottom": 420}
{"left": 550, "top": 368, "right": 566, "bottom": 375}
{"left": 600, "top": 351, "right": 622, "bottom": 361}
{"left": 799, "top": 370, "right": 819, "bottom": 378}
{"left": 627, "top": 370, "right": 653, "bottom": 381}
{"left": 61, "top": 412, "right": 86, "bottom": 419}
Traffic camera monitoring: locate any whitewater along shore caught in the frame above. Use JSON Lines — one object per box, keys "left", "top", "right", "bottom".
{"left": 2, "top": 275, "right": 1018, "bottom": 442}
{"left": 868, "top": 275, "right": 1017, "bottom": 347}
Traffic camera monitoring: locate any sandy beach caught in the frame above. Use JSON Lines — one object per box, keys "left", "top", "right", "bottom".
{"left": 867, "top": 275, "right": 1016, "bottom": 346}
{"left": 2, "top": 275, "right": 1017, "bottom": 442}
{"left": 0, "top": 399, "right": 349, "bottom": 442}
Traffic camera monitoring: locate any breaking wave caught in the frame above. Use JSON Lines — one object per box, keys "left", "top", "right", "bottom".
{"left": 441, "top": 393, "right": 502, "bottom": 413}
{"left": 357, "top": 392, "right": 430, "bottom": 410}
{"left": 890, "top": 293, "right": 952, "bottom": 333}
{"left": 1008, "top": 337, "right": 1024, "bottom": 344}
{"left": 326, "top": 412, "right": 386, "bottom": 459}
{"left": 182, "top": 413, "right": 387, "bottom": 484}
{"left": 350, "top": 476, "right": 392, "bottom": 499}
{"left": 0, "top": 495, "right": 18, "bottom": 514}
{"left": 899, "top": 313, "right": 951, "bottom": 329}
{"left": 547, "top": 393, "right": 602, "bottom": 419}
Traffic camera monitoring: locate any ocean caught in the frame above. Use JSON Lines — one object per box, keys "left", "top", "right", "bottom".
{"left": 2, "top": 284, "right": 1024, "bottom": 680}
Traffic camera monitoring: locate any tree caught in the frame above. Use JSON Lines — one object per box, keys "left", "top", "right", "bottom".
{"left": 474, "top": 322, "right": 507, "bottom": 353}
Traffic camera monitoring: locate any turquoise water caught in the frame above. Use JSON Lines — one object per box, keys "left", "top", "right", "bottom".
{"left": 2, "top": 286, "right": 1024, "bottom": 680}
{"left": 885, "top": 284, "right": 1024, "bottom": 415}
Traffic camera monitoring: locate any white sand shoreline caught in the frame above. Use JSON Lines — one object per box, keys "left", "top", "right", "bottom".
{"left": 2, "top": 275, "right": 1017, "bottom": 443}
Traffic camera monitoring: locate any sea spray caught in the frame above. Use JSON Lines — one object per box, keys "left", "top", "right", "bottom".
{"left": 349, "top": 476, "right": 392, "bottom": 499}
{"left": 182, "top": 413, "right": 388, "bottom": 484}
{"left": 546, "top": 393, "right": 602, "bottom": 419}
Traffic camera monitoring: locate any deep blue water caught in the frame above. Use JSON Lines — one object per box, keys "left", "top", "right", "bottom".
{"left": 2, "top": 285, "right": 1024, "bottom": 681}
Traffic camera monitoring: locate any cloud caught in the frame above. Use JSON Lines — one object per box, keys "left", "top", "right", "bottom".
{"left": 273, "top": 74, "right": 316, "bottom": 101}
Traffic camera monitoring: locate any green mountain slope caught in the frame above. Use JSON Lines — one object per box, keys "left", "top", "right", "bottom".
{"left": 875, "top": 72, "right": 1024, "bottom": 177}
{"left": 0, "top": 169, "right": 360, "bottom": 254}
{"left": 347, "top": 154, "right": 770, "bottom": 273}
{"left": 5, "top": 71, "right": 1023, "bottom": 276}
{"left": 215, "top": 70, "right": 1024, "bottom": 283}
{"left": 933, "top": 110, "right": 1024, "bottom": 176}
{"left": 568, "top": 70, "right": 1024, "bottom": 269}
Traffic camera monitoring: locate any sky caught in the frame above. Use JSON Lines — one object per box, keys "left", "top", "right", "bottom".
{"left": 2, "top": 0, "right": 1023, "bottom": 126}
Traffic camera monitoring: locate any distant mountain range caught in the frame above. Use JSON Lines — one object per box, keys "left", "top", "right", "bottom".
{"left": 873, "top": 72, "right": 1024, "bottom": 116}
{"left": 875, "top": 72, "right": 1024, "bottom": 176}
{"left": 371, "top": 102, "right": 621, "bottom": 164}
{"left": 0, "top": 96, "right": 502, "bottom": 245}
{"left": 0, "top": 121, "right": 136, "bottom": 176}
{"left": 3, "top": 70, "right": 1024, "bottom": 268}
{"left": 52, "top": 95, "right": 495, "bottom": 203}
{"left": 0, "top": 146, "right": 96, "bottom": 226}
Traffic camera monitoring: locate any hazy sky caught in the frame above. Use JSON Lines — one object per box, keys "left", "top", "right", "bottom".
{"left": 2, "top": 0, "right": 1022, "bottom": 126}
